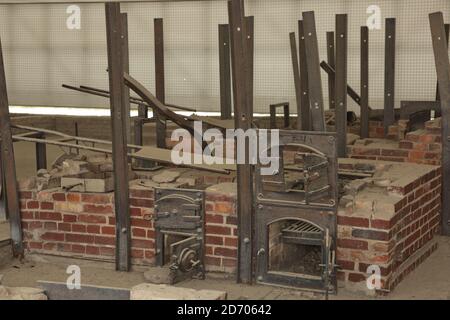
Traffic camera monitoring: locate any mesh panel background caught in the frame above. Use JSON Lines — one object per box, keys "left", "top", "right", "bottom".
{"left": 0, "top": 0, "right": 449, "bottom": 114}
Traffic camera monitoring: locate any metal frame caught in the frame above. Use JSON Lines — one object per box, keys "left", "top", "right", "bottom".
{"left": 289, "top": 32, "right": 302, "bottom": 129}
{"left": 326, "top": 31, "right": 335, "bottom": 110}
{"left": 219, "top": 24, "right": 232, "bottom": 120}
{"left": 383, "top": 18, "right": 396, "bottom": 135}
{"left": 105, "top": 2, "right": 131, "bottom": 271}
{"left": 298, "top": 20, "right": 311, "bottom": 131}
{"left": 154, "top": 17, "right": 167, "bottom": 149}
{"left": 360, "top": 26, "right": 369, "bottom": 138}
{"left": 269, "top": 102, "right": 290, "bottom": 129}
{"left": 335, "top": 14, "right": 347, "bottom": 158}
{"left": 429, "top": 12, "right": 450, "bottom": 236}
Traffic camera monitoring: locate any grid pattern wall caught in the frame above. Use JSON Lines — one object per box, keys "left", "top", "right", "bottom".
{"left": 0, "top": 0, "right": 449, "bottom": 114}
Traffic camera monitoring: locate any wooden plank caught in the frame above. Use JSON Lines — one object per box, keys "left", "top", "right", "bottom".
{"left": 383, "top": 18, "right": 396, "bottom": 135}
{"left": 228, "top": 0, "right": 253, "bottom": 284}
{"left": 154, "top": 18, "right": 167, "bottom": 149}
{"left": 105, "top": 2, "right": 131, "bottom": 271}
{"left": 302, "top": 11, "right": 325, "bottom": 131}
{"left": 429, "top": 12, "right": 450, "bottom": 236}
{"left": 335, "top": 14, "right": 347, "bottom": 157}
{"left": 298, "top": 20, "right": 311, "bottom": 131}
{"left": 289, "top": 32, "right": 302, "bottom": 129}
{"left": 121, "top": 13, "right": 131, "bottom": 143}
{"left": 0, "top": 35, "right": 23, "bottom": 256}
{"left": 218, "top": 24, "right": 232, "bottom": 120}
{"left": 435, "top": 23, "right": 449, "bottom": 103}
{"left": 326, "top": 31, "right": 335, "bottom": 110}
{"left": 360, "top": 26, "right": 369, "bottom": 138}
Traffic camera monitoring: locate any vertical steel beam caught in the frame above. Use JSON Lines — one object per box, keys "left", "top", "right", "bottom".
{"left": 435, "top": 23, "right": 449, "bottom": 103}
{"left": 154, "top": 18, "right": 167, "bottom": 149}
{"left": 335, "top": 14, "right": 347, "bottom": 158}
{"left": 0, "top": 35, "right": 23, "bottom": 256}
{"left": 429, "top": 12, "right": 450, "bottom": 236}
{"left": 326, "top": 31, "right": 335, "bottom": 110}
{"left": 228, "top": 0, "right": 253, "bottom": 284}
{"left": 245, "top": 16, "right": 254, "bottom": 118}
{"left": 298, "top": 20, "right": 311, "bottom": 131}
{"left": 35, "top": 133, "right": 47, "bottom": 171}
{"left": 383, "top": 18, "right": 396, "bottom": 135}
{"left": 121, "top": 13, "right": 131, "bottom": 144}
{"left": 302, "top": 11, "right": 325, "bottom": 131}
{"left": 105, "top": 2, "right": 131, "bottom": 271}
{"left": 219, "top": 24, "right": 232, "bottom": 120}
{"left": 360, "top": 26, "right": 369, "bottom": 138}
{"left": 289, "top": 32, "right": 302, "bottom": 129}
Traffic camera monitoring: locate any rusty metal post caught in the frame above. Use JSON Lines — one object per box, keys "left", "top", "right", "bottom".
{"left": 429, "top": 12, "right": 450, "bottom": 236}
{"left": 298, "top": 20, "right": 311, "bottom": 131}
{"left": 121, "top": 13, "right": 131, "bottom": 143}
{"left": 435, "top": 23, "right": 449, "bottom": 103}
{"left": 0, "top": 35, "right": 23, "bottom": 256}
{"left": 302, "top": 11, "right": 325, "bottom": 131}
{"left": 326, "top": 31, "right": 335, "bottom": 110}
{"left": 219, "top": 24, "right": 232, "bottom": 120}
{"left": 228, "top": 0, "right": 253, "bottom": 284}
{"left": 383, "top": 18, "right": 396, "bottom": 135}
{"left": 289, "top": 32, "right": 302, "bottom": 129}
{"left": 335, "top": 14, "right": 348, "bottom": 157}
{"left": 154, "top": 18, "right": 167, "bottom": 149}
{"left": 360, "top": 26, "right": 369, "bottom": 139}
{"left": 105, "top": 2, "right": 131, "bottom": 271}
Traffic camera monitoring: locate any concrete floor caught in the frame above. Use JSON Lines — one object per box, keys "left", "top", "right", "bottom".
{"left": 1, "top": 139, "right": 450, "bottom": 299}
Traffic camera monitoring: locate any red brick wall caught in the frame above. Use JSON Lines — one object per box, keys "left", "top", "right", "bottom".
{"left": 348, "top": 118, "right": 442, "bottom": 165}
{"left": 336, "top": 163, "right": 441, "bottom": 291}
{"left": 19, "top": 184, "right": 238, "bottom": 271}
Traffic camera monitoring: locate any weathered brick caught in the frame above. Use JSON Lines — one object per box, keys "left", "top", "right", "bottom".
{"left": 52, "top": 193, "right": 66, "bottom": 201}
{"left": 83, "top": 204, "right": 113, "bottom": 214}
{"left": 66, "top": 233, "right": 94, "bottom": 244}
{"left": 338, "top": 216, "right": 369, "bottom": 228}
{"left": 206, "top": 225, "right": 231, "bottom": 236}
{"left": 352, "top": 228, "right": 390, "bottom": 241}
{"left": 81, "top": 194, "right": 112, "bottom": 204}
{"left": 337, "top": 239, "right": 368, "bottom": 250}
{"left": 38, "top": 211, "right": 62, "bottom": 221}
{"left": 78, "top": 214, "right": 106, "bottom": 224}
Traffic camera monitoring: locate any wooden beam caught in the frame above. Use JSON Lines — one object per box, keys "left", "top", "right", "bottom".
{"left": 219, "top": 24, "right": 232, "bottom": 120}
{"left": 429, "top": 12, "right": 450, "bottom": 236}
{"left": 360, "top": 26, "right": 369, "bottom": 138}
{"left": 335, "top": 14, "right": 348, "bottom": 157}
{"left": 0, "top": 35, "right": 23, "bottom": 256}
{"left": 298, "top": 20, "right": 311, "bottom": 131}
{"left": 228, "top": 0, "right": 253, "bottom": 284}
{"left": 326, "top": 31, "right": 335, "bottom": 110}
{"left": 289, "top": 32, "right": 302, "bottom": 130}
{"left": 383, "top": 18, "right": 396, "bottom": 135}
{"left": 302, "top": 11, "right": 325, "bottom": 131}
{"left": 105, "top": 2, "right": 131, "bottom": 271}
{"left": 154, "top": 18, "right": 167, "bottom": 149}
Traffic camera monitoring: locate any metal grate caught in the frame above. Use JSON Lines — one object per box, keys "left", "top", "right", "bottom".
{"left": 282, "top": 220, "right": 322, "bottom": 235}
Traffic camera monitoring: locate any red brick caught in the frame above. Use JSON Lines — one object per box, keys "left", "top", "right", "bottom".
{"left": 130, "top": 218, "right": 152, "bottom": 228}
{"left": 214, "top": 247, "right": 237, "bottom": 258}
{"left": 224, "top": 237, "right": 238, "bottom": 247}
{"left": 26, "top": 221, "right": 43, "bottom": 230}
{"left": 38, "top": 211, "right": 62, "bottom": 221}
{"left": 40, "top": 202, "right": 54, "bottom": 210}
{"left": 337, "top": 260, "right": 355, "bottom": 270}
{"left": 130, "top": 207, "right": 141, "bottom": 217}
{"left": 94, "top": 235, "right": 115, "bottom": 246}
{"left": 19, "top": 191, "right": 33, "bottom": 199}
{"left": 66, "top": 233, "right": 94, "bottom": 244}
{"left": 129, "top": 189, "right": 153, "bottom": 199}
{"left": 99, "top": 246, "right": 115, "bottom": 256}
{"left": 83, "top": 204, "right": 113, "bottom": 214}
{"left": 44, "top": 222, "right": 57, "bottom": 230}
{"left": 102, "top": 226, "right": 115, "bottom": 235}
{"left": 29, "top": 241, "right": 43, "bottom": 249}
{"left": 222, "top": 258, "right": 237, "bottom": 268}
{"left": 43, "top": 242, "right": 57, "bottom": 251}
{"left": 132, "top": 228, "right": 146, "bottom": 238}
{"left": 226, "top": 216, "right": 237, "bottom": 225}
{"left": 87, "top": 225, "right": 101, "bottom": 234}
{"left": 131, "top": 249, "right": 144, "bottom": 259}
{"left": 337, "top": 239, "right": 368, "bottom": 250}
{"left": 205, "top": 214, "right": 223, "bottom": 224}
{"left": 58, "top": 223, "right": 71, "bottom": 232}
{"left": 63, "top": 214, "right": 77, "bottom": 223}
{"left": 371, "top": 219, "right": 392, "bottom": 230}
{"left": 67, "top": 193, "right": 81, "bottom": 202}
{"left": 41, "top": 232, "right": 64, "bottom": 242}
{"left": 52, "top": 193, "right": 66, "bottom": 201}
{"left": 71, "top": 244, "right": 86, "bottom": 254}
{"left": 204, "top": 256, "right": 221, "bottom": 266}
{"left": 81, "top": 194, "right": 111, "bottom": 204}
{"left": 21, "top": 211, "right": 35, "bottom": 220}
{"left": 348, "top": 273, "right": 366, "bottom": 282}
{"left": 72, "top": 224, "right": 86, "bottom": 233}
{"left": 206, "top": 235, "right": 223, "bottom": 245}
{"left": 206, "top": 225, "right": 231, "bottom": 236}
{"left": 215, "top": 202, "right": 234, "bottom": 214}
{"left": 27, "top": 201, "right": 39, "bottom": 209}
{"left": 86, "top": 246, "right": 100, "bottom": 255}
{"left": 130, "top": 198, "right": 153, "bottom": 208}
{"left": 131, "top": 239, "right": 154, "bottom": 249}
{"left": 338, "top": 216, "right": 369, "bottom": 228}
{"left": 78, "top": 214, "right": 106, "bottom": 224}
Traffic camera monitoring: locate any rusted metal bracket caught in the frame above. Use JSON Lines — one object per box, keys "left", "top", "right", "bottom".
{"left": 269, "top": 102, "right": 290, "bottom": 129}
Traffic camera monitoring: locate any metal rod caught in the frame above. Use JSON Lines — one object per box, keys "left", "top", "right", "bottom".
{"left": 335, "top": 14, "right": 347, "bottom": 157}
{"left": 326, "top": 31, "right": 335, "bottom": 110}
{"left": 121, "top": 12, "right": 131, "bottom": 143}
{"left": 383, "top": 18, "right": 396, "bottom": 136}
{"left": 105, "top": 2, "right": 131, "bottom": 272}
{"left": 298, "top": 20, "right": 311, "bottom": 131}
{"left": 219, "top": 24, "right": 232, "bottom": 120}
{"left": 302, "top": 11, "right": 325, "bottom": 131}
{"left": 154, "top": 18, "right": 167, "bottom": 149}
{"left": 289, "top": 32, "right": 302, "bottom": 130}
{"left": 360, "top": 26, "right": 369, "bottom": 138}
{"left": 228, "top": 0, "right": 253, "bottom": 284}
{"left": 429, "top": 12, "right": 450, "bottom": 236}
{"left": 0, "top": 34, "right": 23, "bottom": 257}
